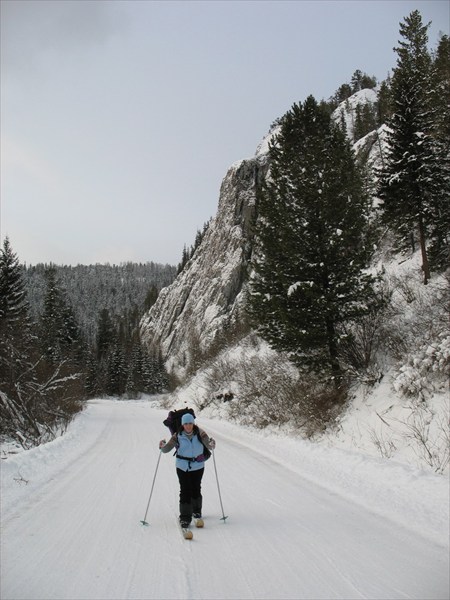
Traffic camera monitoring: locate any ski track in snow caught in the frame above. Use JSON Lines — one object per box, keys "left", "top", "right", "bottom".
{"left": 1, "top": 399, "right": 448, "bottom": 600}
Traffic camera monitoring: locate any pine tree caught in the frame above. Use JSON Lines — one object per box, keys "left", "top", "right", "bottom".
{"left": 144, "top": 285, "right": 159, "bottom": 312}
{"left": 431, "top": 34, "right": 450, "bottom": 141}
{"left": 126, "top": 343, "right": 145, "bottom": 397}
{"left": 0, "top": 238, "right": 38, "bottom": 436}
{"left": 353, "top": 102, "right": 377, "bottom": 141}
{"left": 144, "top": 350, "right": 169, "bottom": 393}
{"left": 350, "top": 69, "right": 377, "bottom": 92}
{"left": 94, "top": 308, "right": 116, "bottom": 393}
{"left": 0, "top": 241, "right": 85, "bottom": 442}
{"left": 249, "top": 96, "right": 378, "bottom": 382}
{"left": 332, "top": 83, "right": 353, "bottom": 106}
{"left": 106, "top": 344, "right": 127, "bottom": 396}
{"left": 177, "top": 244, "right": 190, "bottom": 274}
{"left": 96, "top": 308, "right": 115, "bottom": 362}
{"left": 378, "top": 10, "right": 449, "bottom": 282}
{"left": 40, "top": 267, "right": 83, "bottom": 364}
{"left": 0, "top": 238, "right": 33, "bottom": 388}
{"left": 85, "top": 350, "right": 100, "bottom": 397}
{"left": 376, "top": 76, "right": 393, "bottom": 125}
{"left": 428, "top": 33, "right": 450, "bottom": 268}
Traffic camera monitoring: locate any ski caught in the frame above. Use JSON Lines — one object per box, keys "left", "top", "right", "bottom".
{"left": 181, "top": 525, "right": 193, "bottom": 540}
{"left": 193, "top": 517, "right": 204, "bottom": 528}
{"left": 177, "top": 518, "right": 193, "bottom": 540}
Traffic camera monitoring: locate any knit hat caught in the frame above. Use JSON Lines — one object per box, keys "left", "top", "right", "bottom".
{"left": 181, "top": 413, "right": 195, "bottom": 425}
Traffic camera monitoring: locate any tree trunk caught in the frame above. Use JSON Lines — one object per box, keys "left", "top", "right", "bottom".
{"left": 326, "top": 317, "right": 342, "bottom": 387}
{"left": 418, "top": 215, "right": 430, "bottom": 285}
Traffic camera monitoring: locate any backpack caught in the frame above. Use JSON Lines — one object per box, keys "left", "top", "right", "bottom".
{"left": 163, "top": 408, "right": 211, "bottom": 461}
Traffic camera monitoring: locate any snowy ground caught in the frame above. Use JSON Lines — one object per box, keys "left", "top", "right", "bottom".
{"left": 1, "top": 398, "right": 449, "bottom": 600}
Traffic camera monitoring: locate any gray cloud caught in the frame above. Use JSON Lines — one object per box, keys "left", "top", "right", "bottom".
{"left": 1, "top": 0, "right": 448, "bottom": 267}
{"left": 2, "top": 0, "right": 127, "bottom": 74}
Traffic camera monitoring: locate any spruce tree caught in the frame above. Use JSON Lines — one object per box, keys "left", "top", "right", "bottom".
{"left": 144, "top": 285, "right": 159, "bottom": 312}
{"left": 0, "top": 241, "right": 85, "bottom": 442}
{"left": 95, "top": 308, "right": 116, "bottom": 393}
{"left": 107, "top": 344, "right": 127, "bottom": 396}
{"left": 378, "top": 10, "right": 449, "bottom": 282}
{"left": 126, "top": 343, "right": 145, "bottom": 397}
{"left": 85, "top": 350, "right": 100, "bottom": 397}
{"left": 428, "top": 34, "right": 450, "bottom": 268}
{"left": 376, "top": 77, "right": 393, "bottom": 125}
{"left": 96, "top": 308, "right": 115, "bottom": 362}
{"left": 332, "top": 83, "right": 352, "bottom": 106}
{"left": 40, "top": 267, "right": 83, "bottom": 364}
{"left": 144, "top": 350, "right": 169, "bottom": 393}
{"left": 354, "top": 102, "right": 377, "bottom": 141}
{"left": 249, "top": 96, "right": 377, "bottom": 382}
{"left": 350, "top": 69, "right": 377, "bottom": 92}
{"left": 431, "top": 34, "right": 450, "bottom": 141}
{"left": 0, "top": 238, "right": 36, "bottom": 412}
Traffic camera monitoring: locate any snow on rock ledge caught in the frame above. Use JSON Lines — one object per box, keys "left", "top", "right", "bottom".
{"left": 332, "top": 88, "right": 378, "bottom": 141}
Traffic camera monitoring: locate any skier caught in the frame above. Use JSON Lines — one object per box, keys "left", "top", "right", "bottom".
{"left": 159, "top": 412, "right": 216, "bottom": 529}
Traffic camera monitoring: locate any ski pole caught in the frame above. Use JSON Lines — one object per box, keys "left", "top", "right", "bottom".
{"left": 212, "top": 449, "right": 228, "bottom": 522}
{"left": 140, "top": 450, "right": 162, "bottom": 526}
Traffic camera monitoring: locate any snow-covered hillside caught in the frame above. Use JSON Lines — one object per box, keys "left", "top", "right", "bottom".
{"left": 169, "top": 248, "right": 449, "bottom": 475}
{"left": 1, "top": 399, "right": 448, "bottom": 600}
{"left": 139, "top": 88, "right": 448, "bottom": 476}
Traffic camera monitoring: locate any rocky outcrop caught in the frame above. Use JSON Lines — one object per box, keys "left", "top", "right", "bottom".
{"left": 331, "top": 88, "right": 378, "bottom": 142}
{"left": 353, "top": 124, "right": 390, "bottom": 172}
{"left": 140, "top": 91, "right": 385, "bottom": 380}
{"left": 140, "top": 140, "right": 271, "bottom": 379}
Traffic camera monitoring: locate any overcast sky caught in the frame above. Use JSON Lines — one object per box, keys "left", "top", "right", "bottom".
{"left": 1, "top": 0, "right": 448, "bottom": 267}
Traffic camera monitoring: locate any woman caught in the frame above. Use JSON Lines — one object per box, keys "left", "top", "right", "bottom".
{"left": 159, "top": 412, "right": 216, "bottom": 528}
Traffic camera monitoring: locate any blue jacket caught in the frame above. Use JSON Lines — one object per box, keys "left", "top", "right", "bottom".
{"left": 175, "top": 431, "right": 205, "bottom": 472}
{"left": 161, "top": 426, "right": 212, "bottom": 471}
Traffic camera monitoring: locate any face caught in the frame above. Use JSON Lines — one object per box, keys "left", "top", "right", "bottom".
{"left": 183, "top": 422, "right": 194, "bottom": 433}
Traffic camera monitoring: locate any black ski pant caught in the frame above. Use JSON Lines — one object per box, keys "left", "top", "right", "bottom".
{"left": 177, "top": 467, "right": 204, "bottom": 518}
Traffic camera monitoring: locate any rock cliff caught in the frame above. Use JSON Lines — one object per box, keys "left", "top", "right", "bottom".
{"left": 140, "top": 91, "right": 383, "bottom": 380}
{"left": 140, "top": 135, "right": 273, "bottom": 379}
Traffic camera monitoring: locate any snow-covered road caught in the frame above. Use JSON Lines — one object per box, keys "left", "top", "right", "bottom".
{"left": 1, "top": 399, "right": 449, "bottom": 600}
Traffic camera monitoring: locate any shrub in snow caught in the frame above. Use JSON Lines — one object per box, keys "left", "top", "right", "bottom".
{"left": 199, "top": 338, "right": 347, "bottom": 438}
{"left": 393, "top": 334, "right": 450, "bottom": 400}
{"left": 393, "top": 398, "right": 450, "bottom": 474}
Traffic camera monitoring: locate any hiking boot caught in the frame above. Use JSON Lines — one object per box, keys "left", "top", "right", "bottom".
{"left": 192, "top": 496, "right": 202, "bottom": 518}
{"left": 179, "top": 502, "right": 192, "bottom": 528}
